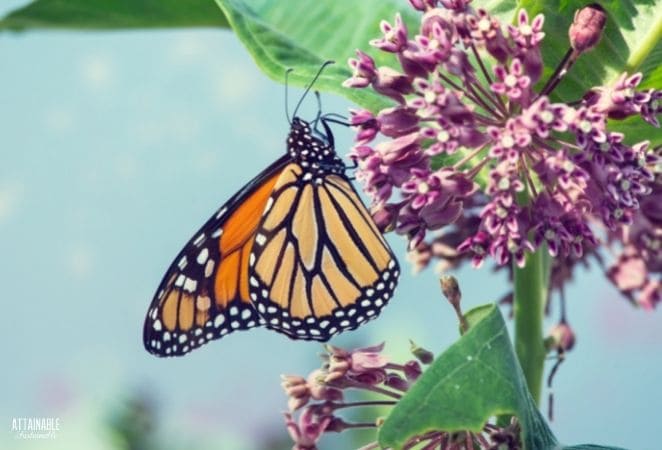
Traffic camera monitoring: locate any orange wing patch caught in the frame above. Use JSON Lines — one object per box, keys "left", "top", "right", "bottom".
{"left": 213, "top": 171, "right": 280, "bottom": 307}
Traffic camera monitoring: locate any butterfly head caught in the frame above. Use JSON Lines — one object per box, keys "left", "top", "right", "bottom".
{"left": 287, "top": 117, "right": 345, "bottom": 175}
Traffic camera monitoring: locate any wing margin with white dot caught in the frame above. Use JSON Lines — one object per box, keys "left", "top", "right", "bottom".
{"left": 143, "top": 155, "right": 289, "bottom": 357}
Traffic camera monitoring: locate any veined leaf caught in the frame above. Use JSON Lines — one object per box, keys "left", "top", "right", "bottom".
{"left": 378, "top": 304, "right": 627, "bottom": 450}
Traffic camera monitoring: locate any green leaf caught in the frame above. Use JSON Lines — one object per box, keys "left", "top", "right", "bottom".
{"left": 378, "top": 304, "right": 627, "bottom": 450}
{"left": 214, "top": 0, "right": 415, "bottom": 112}
{"left": 0, "top": 0, "right": 229, "bottom": 31}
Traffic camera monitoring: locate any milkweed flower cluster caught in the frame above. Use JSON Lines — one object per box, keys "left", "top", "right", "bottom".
{"left": 344, "top": 1, "right": 661, "bottom": 307}
{"left": 281, "top": 341, "right": 521, "bottom": 450}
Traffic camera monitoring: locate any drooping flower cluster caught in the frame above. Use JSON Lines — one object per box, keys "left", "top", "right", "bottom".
{"left": 281, "top": 341, "right": 521, "bottom": 450}
{"left": 345, "top": 1, "right": 661, "bottom": 307}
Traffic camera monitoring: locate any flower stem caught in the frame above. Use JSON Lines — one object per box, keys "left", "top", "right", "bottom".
{"left": 513, "top": 245, "right": 550, "bottom": 405}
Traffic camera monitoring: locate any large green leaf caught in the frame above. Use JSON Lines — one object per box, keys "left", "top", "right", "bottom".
{"left": 214, "top": 0, "right": 420, "bottom": 112}
{"left": 0, "top": 0, "right": 228, "bottom": 30}
{"left": 378, "top": 304, "right": 626, "bottom": 450}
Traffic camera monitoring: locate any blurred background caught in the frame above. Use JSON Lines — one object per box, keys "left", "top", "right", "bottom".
{"left": 1, "top": 0, "right": 661, "bottom": 448}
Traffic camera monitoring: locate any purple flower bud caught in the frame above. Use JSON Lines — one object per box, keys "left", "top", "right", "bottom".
{"left": 548, "top": 322, "right": 576, "bottom": 352}
{"left": 373, "top": 66, "right": 414, "bottom": 103}
{"left": 439, "top": 0, "right": 471, "bottom": 12}
{"left": 384, "top": 373, "right": 409, "bottom": 391}
{"left": 371, "top": 202, "right": 402, "bottom": 233}
{"left": 350, "top": 109, "right": 379, "bottom": 143}
{"left": 408, "top": 0, "right": 436, "bottom": 11}
{"left": 421, "top": 8, "right": 457, "bottom": 39}
{"left": 569, "top": 3, "right": 607, "bottom": 54}
{"left": 378, "top": 106, "right": 420, "bottom": 137}
{"left": 403, "top": 360, "right": 423, "bottom": 381}
{"left": 307, "top": 369, "right": 344, "bottom": 402}
{"left": 324, "top": 416, "right": 350, "bottom": 433}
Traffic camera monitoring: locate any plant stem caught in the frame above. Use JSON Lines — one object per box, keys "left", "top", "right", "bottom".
{"left": 513, "top": 246, "right": 550, "bottom": 405}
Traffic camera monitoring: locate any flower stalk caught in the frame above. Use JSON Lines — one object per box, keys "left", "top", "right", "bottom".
{"left": 513, "top": 245, "right": 550, "bottom": 405}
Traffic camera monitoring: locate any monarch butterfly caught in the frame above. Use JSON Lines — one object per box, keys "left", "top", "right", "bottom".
{"left": 143, "top": 65, "right": 400, "bottom": 357}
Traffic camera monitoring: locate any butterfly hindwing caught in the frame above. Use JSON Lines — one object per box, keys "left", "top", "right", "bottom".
{"left": 247, "top": 122, "right": 400, "bottom": 341}
{"left": 143, "top": 156, "right": 288, "bottom": 356}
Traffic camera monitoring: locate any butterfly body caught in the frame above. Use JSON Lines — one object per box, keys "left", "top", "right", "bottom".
{"left": 144, "top": 116, "right": 399, "bottom": 357}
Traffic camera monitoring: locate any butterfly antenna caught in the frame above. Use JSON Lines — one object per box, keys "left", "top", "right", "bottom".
{"left": 285, "top": 68, "right": 294, "bottom": 125}
{"left": 292, "top": 60, "right": 334, "bottom": 119}
{"left": 311, "top": 91, "right": 323, "bottom": 134}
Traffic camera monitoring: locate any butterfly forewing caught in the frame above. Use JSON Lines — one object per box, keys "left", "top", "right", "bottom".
{"left": 247, "top": 121, "right": 400, "bottom": 341}
{"left": 143, "top": 156, "right": 289, "bottom": 356}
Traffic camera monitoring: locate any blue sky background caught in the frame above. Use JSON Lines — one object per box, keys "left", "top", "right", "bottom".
{"left": 1, "top": 1, "right": 661, "bottom": 448}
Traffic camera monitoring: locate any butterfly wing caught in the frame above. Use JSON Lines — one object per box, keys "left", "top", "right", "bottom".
{"left": 248, "top": 163, "right": 400, "bottom": 341}
{"left": 143, "top": 156, "right": 289, "bottom": 356}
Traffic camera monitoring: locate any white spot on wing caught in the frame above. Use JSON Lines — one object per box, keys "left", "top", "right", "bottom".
{"left": 193, "top": 233, "right": 206, "bottom": 247}
{"left": 216, "top": 207, "right": 228, "bottom": 219}
{"left": 196, "top": 248, "right": 209, "bottom": 264}
{"left": 204, "top": 259, "right": 215, "bottom": 278}
{"left": 183, "top": 277, "right": 197, "bottom": 292}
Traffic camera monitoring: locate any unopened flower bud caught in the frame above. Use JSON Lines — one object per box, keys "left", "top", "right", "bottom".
{"left": 308, "top": 370, "right": 344, "bottom": 402}
{"left": 409, "top": 339, "right": 434, "bottom": 364}
{"left": 440, "top": 274, "right": 461, "bottom": 306}
{"left": 569, "top": 4, "right": 607, "bottom": 54}
{"left": 408, "top": 0, "right": 425, "bottom": 10}
{"left": 548, "top": 322, "right": 576, "bottom": 352}
{"left": 371, "top": 203, "right": 401, "bottom": 232}
{"left": 281, "top": 374, "right": 311, "bottom": 411}
{"left": 324, "top": 416, "right": 348, "bottom": 433}
{"left": 384, "top": 373, "right": 409, "bottom": 391}
{"left": 403, "top": 360, "right": 423, "bottom": 381}
{"left": 441, "top": 275, "right": 469, "bottom": 333}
